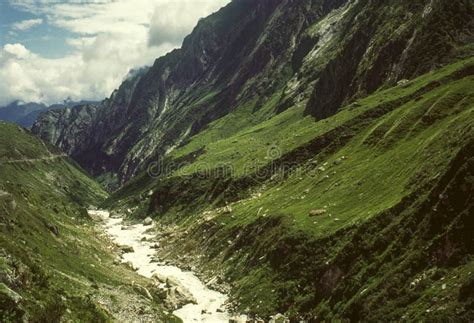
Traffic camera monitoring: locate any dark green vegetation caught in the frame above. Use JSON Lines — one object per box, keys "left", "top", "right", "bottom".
{"left": 32, "top": 0, "right": 473, "bottom": 320}
{"left": 0, "top": 122, "right": 176, "bottom": 322}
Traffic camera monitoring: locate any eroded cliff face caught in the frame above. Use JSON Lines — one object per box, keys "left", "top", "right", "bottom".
{"left": 32, "top": 0, "right": 473, "bottom": 189}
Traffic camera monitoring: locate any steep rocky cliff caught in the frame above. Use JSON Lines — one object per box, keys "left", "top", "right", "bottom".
{"left": 33, "top": 0, "right": 473, "bottom": 189}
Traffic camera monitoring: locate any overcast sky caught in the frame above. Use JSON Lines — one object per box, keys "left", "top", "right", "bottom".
{"left": 0, "top": 0, "right": 230, "bottom": 106}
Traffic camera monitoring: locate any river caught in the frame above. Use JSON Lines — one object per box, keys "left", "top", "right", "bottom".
{"left": 89, "top": 210, "right": 246, "bottom": 323}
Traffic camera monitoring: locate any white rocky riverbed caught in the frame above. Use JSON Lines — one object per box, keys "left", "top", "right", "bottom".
{"left": 89, "top": 210, "right": 246, "bottom": 323}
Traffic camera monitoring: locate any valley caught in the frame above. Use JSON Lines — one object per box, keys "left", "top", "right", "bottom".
{"left": 1, "top": 0, "right": 473, "bottom": 321}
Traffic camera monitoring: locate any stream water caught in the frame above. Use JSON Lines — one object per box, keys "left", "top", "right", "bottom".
{"left": 90, "top": 210, "right": 245, "bottom": 322}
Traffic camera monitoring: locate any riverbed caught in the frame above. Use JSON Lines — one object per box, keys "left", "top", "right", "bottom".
{"left": 90, "top": 210, "right": 245, "bottom": 322}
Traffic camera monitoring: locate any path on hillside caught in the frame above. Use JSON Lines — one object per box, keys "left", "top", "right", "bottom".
{"left": 90, "top": 210, "right": 247, "bottom": 323}
{"left": 0, "top": 154, "right": 67, "bottom": 164}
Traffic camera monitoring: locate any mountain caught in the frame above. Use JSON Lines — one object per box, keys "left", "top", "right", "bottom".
{"left": 31, "top": 0, "right": 474, "bottom": 320}
{"left": 0, "top": 122, "right": 176, "bottom": 321}
{"left": 32, "top": 0, "right": 473, "bottom": 190}
{"left": 0, "top": 100, "right": 99, "bottom": 128}
{"left": 0, "top": 101, "right": 47, "bottom": 128}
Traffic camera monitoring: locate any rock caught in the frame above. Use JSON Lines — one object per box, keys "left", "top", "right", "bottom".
{"left": 148, "top": 284, "right": 168, "bottom": 300}
{"left": 46, "top": 223, "right": 59, "bottom": 236}
{"left": 8, "top": 199, "right": 16, "bottom": 211}
{"left": 143, "top": 217, "right": 153, "bottom": 226}
{"left": 397, "top": 79, "right": 410, "bottom": 87}
{"left": 132, "top": 283, "right": 153, "bottom": 300}
{"left": 166, "top": 285, "right": 197, "bottom": 309}
{"left": 113, "top": 257, "right": 122, "bottom": 265}
{"left": 141, "top": 237, "right": 147, "bottom": 242}
{"left": 150, "top": 243, "right": 160, "bottom": 249}
{"left": 152, "top": 272, "right": 168, "bottom": 284}
{"left": 119, "top": 245, "right": 134, "bottom": 253}
{"left": 309, "top": 209, "right": 327, "bottom": 217}
{"left": 124, "top": 261, "right": 137, "bottom": 271}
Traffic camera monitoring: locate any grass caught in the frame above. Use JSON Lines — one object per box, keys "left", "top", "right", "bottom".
{"left": 0, "top": 122, "right": 178, "bottom": 322}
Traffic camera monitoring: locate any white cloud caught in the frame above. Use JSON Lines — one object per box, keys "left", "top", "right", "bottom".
{"left": 3, "top": 43, "right": 31, "bottom": 59}
{"left": 1, "top": 0, "right": 230, "bottom": 106}
{"left": 148, "top": 0, "right": 229, "bottom": 47}
{"left": 0, "top": 41, "right": 174, "bottom": 106}
{"left": 12, "top": 18, "right": 43, "bottom": 31}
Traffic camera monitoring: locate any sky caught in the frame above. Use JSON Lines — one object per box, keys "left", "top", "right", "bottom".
{"left": 0, "top": 0, "right": 230, "bottom": 106}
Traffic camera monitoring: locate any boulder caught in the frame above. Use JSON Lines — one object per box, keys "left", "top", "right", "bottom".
{"left": 397, "top": 79, "right": 410, "bottom": 87}
{"left": 309, "top": 209, "right": 327, "bottom": 217}
{"left": 46, "top": 223, "right": 59, "bottom": 236}
{"left": 165, "top": 285, "right": 197, "bottom": 309}
{"left": 124, "top": 261, "right": 137, "bottom": 271}
{"left": 143, "top": 217, "right": 153, "bottom": 226}
{"left": 152, "top": 272, "right": 168, "bottom": 284}
{"left": 119, "top": 245, "right": 134, "bottom": 253}
{"left": 8, "top": 199, "right": 16, "bottom": 211}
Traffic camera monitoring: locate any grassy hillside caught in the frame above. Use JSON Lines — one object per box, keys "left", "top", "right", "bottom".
{"left": 107, "top": 57, "right": 474, "bottom": 320}
{"left": 0, "top": 122, "right": 177, "bottom": 322}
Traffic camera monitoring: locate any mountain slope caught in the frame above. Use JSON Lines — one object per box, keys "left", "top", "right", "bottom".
{"left": 0, "top": 122, "right": 176, "bottom": 322}
{"left": 105, "top": 57, "right": 474, "bottom": 320}
{"left": 32, "top": 0, "right": 473, "bottom": 190}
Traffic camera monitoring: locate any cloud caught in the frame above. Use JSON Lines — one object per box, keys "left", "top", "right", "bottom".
{"left": 0, "top": 41, "right": 174, "bottom": 106}
{"left": 1, "top": 0, "right": 230, "bottom": 106}
{"left": 148, "top": 0, "right": 229, "bottom": 47}
{"left": 3, "top": 43, "right": 31, "bottom": 59}
{"left": 12, "top": 18, "right": 43, "bottom": 31}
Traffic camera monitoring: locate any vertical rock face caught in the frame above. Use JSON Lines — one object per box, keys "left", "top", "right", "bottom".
{"left": 32, "top": 0, "right": 473, "bottom": 188}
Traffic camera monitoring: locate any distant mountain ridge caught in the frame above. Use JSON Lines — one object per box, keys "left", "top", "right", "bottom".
{"left": 0, "top": 99, "right": 99, "bottom": 128}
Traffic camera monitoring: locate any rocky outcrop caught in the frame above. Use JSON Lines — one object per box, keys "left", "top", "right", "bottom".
{"left": 304, "top": 0, "right": 474, "bottom": 118}
{"left": 32, "top": 104, "right": 98, "bottom": 157}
